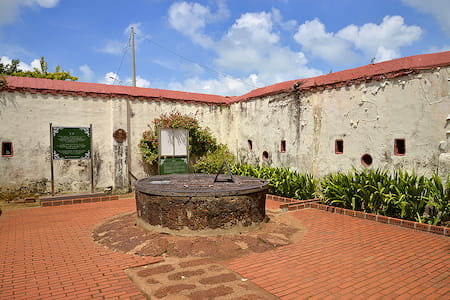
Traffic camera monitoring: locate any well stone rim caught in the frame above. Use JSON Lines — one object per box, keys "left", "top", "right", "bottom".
{"left": 135, "top": 173, "right": 269, "bottom": 197}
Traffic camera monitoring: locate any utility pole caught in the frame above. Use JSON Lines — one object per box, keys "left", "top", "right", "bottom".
{"left": 130, "top": 26, "right": 136, "bottom": 87}
{"left": 127, "top": 26, "right": 135, "bottom": 191}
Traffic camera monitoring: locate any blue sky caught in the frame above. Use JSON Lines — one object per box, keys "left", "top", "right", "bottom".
{"left": 1, "top": 0, "right": 449, "bottom": 96}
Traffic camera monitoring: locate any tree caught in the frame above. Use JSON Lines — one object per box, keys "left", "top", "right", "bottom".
{"left": 0, "top": 57, "right": 78, "bottom": 81}
{"left": 0, "top": 59, "right": 20, "bottom": 75}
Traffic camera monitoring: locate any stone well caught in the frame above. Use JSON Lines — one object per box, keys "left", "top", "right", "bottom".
{"left": 135, "top": 174, "right": 268, "bottom": 235}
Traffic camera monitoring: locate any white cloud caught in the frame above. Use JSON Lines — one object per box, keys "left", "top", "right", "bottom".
{"left": 168, "top": 0, "right": 229, "bottom": 48}
{"left": 0, "top": 0, "right": 59, "bottom": 27}
{"left": 100, "top": 72, "right": 120, "bottom": 85}
{"left": 99, "top": 23, "right": 147, "bottom": 55}
{"left": 214, "top": 11, "right": 321, "bottom": 85}
{"left": 168, "top": 75, "right": 256, "bottom": 96}
{"left": 34, "top": 0, "right": 59, "bottom": 8}
{"left": 0, "top": 56, "right": 41, "bottom": 72}
{"left": 124, "top": 23, "right": 142, "bottom": 36}
{"left": 337, "top": 16, "right": 422, "bottom": 61}
{"left": 135, "top": 76, "right": 150, "bottom": 88}
{"left": 124, "top": 22, "right": 148, "bottom": 47}
{"left": 79, "top": 64, "right": 95, "bottom": 82}
{"left": 179, "top": 62, "right": 204, "bottom": 75}
{"left": 1, "top": 56, "right": 13, "bottom": 66}
{"left": 271, "top": 8, "right": 297, "bottom": 31}
{"left": 30, "top": 58, "right": 41, "bottom": 71}
{"left": 166, "top": 3, "right": 423, "bottom": 95}
{"left": 402, "top": 0, "right": 450, "bottom": 36}
{"left": 294, "top": 18, "right": 359, "bottom": 65}
{"left": 99, "top": 40, "right": 125, "bottom": 55}
{"left": 99, "top": 72, "right": 150, "bottom": 88}
{"left": 295, "top": 16, "right": 422, "bottom": 64}
{"left": 167, "top": 5, "right": 322, "bottom": 95}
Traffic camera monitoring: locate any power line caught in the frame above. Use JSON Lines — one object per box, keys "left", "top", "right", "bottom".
{"left": 139, "top": 34, "right": 260, "bottom": 90}
{"left": 111, "top": 39, "right": 131, "bottom": 85}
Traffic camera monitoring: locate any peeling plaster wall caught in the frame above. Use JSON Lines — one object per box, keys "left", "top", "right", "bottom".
{"left": 0, "top": 66, "right": 448, "bottom": 199}
{"left": 0, "top": 90, "right": 232, "bottom": 199}
{"left": 0, "top": 92, "right": 116, "bottom": 199}
{"left": 232, "top": 67, "right": 450, "bottom": 177}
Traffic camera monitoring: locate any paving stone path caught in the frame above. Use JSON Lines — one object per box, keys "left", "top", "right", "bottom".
{"left": 92, "top": 211, "right": 301, "bottom": 258}
{"left": 127, "top": 257, "right": 277, "bottom": 299}
{"left": 92, "top": 209, "right": 304, "bottom": 298}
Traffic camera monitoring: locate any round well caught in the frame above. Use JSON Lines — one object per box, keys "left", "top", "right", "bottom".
{"left": 135, "top": 174, "right": 268, "bottom": 235}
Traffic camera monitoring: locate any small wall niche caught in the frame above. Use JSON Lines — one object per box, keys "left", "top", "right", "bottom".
{"left": 247, "top": 140, "right": 253, "bottom": 152}
{"left": 394, "top": 139, "right": 406, "bottom": 156}
{"left": 2, "top": 142, "right": 13, "bottom": 157}
{"left": 280, "top": 140, "right": 286, "bottom": 153}
{"left": 361, "top": 154, "right": 373, "bottom": 167}
{"left": 262, "top": 151, "right": 269, "bottom": 161}
{"left": 335, "top": 139, "right": 344, "bottom": 154}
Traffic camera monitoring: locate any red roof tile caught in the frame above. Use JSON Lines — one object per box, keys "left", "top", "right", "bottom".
{"left": 229, "top": 51, "right": 450, "bottom": 102}
{"left": 4, "top": 76, "right": 227, "bottom": 104}
{"left": 3, "top": 51, "right": 449, "bottom": 104}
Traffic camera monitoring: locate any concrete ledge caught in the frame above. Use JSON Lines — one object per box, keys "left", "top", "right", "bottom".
{"left": 266, "top": 194, "right": 449, "bottom": 237}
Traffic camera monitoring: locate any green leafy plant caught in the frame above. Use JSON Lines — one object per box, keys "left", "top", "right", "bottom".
{"left": 231, "top": 164, "right": 318, "bottom": 200}
{"left": 139, "top": 111, "right": 221, "bottom": 165}
{"left": 0, "top": 57, "right": 77, "bottom": 81}
{"left": 321, "top": 169, "right": 450, "bottom": 226}
{"left": 193, "top": 144, "right": 235, "bottom": 174}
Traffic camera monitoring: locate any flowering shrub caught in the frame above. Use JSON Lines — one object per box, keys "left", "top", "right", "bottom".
{"left": 139, "top": 111, "right": 220, "bottom": 165}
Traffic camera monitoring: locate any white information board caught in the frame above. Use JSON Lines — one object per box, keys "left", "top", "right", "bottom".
{"left": 159, "top": 128, "right": 188, "bottom": 156}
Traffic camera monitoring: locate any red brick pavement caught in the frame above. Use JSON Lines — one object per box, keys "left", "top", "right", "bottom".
{"left": 0, "top": 199, "right": 162, "bottom": 299}
{"left": 225, "top": 206, "right": 450, "bottom": 300}
{"left": 1, "top": 198, "right": 449, "bottom": 300}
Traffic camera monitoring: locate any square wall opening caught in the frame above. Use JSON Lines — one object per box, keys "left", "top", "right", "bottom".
{"left": 247, "top": 140, "right": 253, "bottom": 152}
{"left": 335, "top": 139, "right": 344, "bottom": 154}
{"left": 2, "top": 142, "right": 13, "bottom": 157}
{"left": 280, "top": 140, "right": 286, "bottom": 153}
{"left": 394, "top": 139, "right": 406, "bottom": 156}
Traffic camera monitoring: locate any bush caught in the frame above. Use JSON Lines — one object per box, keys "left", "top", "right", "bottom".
{"left": 193, "top": 144, "right": 235, "bottom": 174}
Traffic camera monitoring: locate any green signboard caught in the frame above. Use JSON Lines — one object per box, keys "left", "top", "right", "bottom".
{"left": 52, "top": 127, "right": 91, "bottom": 160}
{"left": 160, "top": 157, "right": 188, "bottom": 175}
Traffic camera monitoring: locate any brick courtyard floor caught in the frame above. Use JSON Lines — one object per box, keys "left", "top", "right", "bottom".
{"left": 0, "top": 198, "right": 449, "bottom": 299}
{"left": 0, "top": 199, "right": 162, "bottom": 299}
{"left": 227, "top": 201, "right": 450, "bottom": 300}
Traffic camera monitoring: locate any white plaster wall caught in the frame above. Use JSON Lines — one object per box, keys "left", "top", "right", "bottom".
{"left": 232, "top": 67, "right": 450, "bottom": 177}
{"left": 315, "top": 69, "right": 449, "bottom": 176}
{"left": 0, "top": 66, "right": 448, "bottom": 199}
{"left": 229, "top": 93, "right": 311, "bottom": 171}
{"left": 0, "top": 92, "right": 117, "bottom": 196}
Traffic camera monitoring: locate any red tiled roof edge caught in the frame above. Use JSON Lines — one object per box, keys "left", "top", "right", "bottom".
{"left": 2, "top": 76, "right": 229, "bottom": 105}
{"left": 228, "top": 51, "right": 450, "bottom": 103}
{"left": 2, "top": 51, "right": 449, "bottom": 104}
